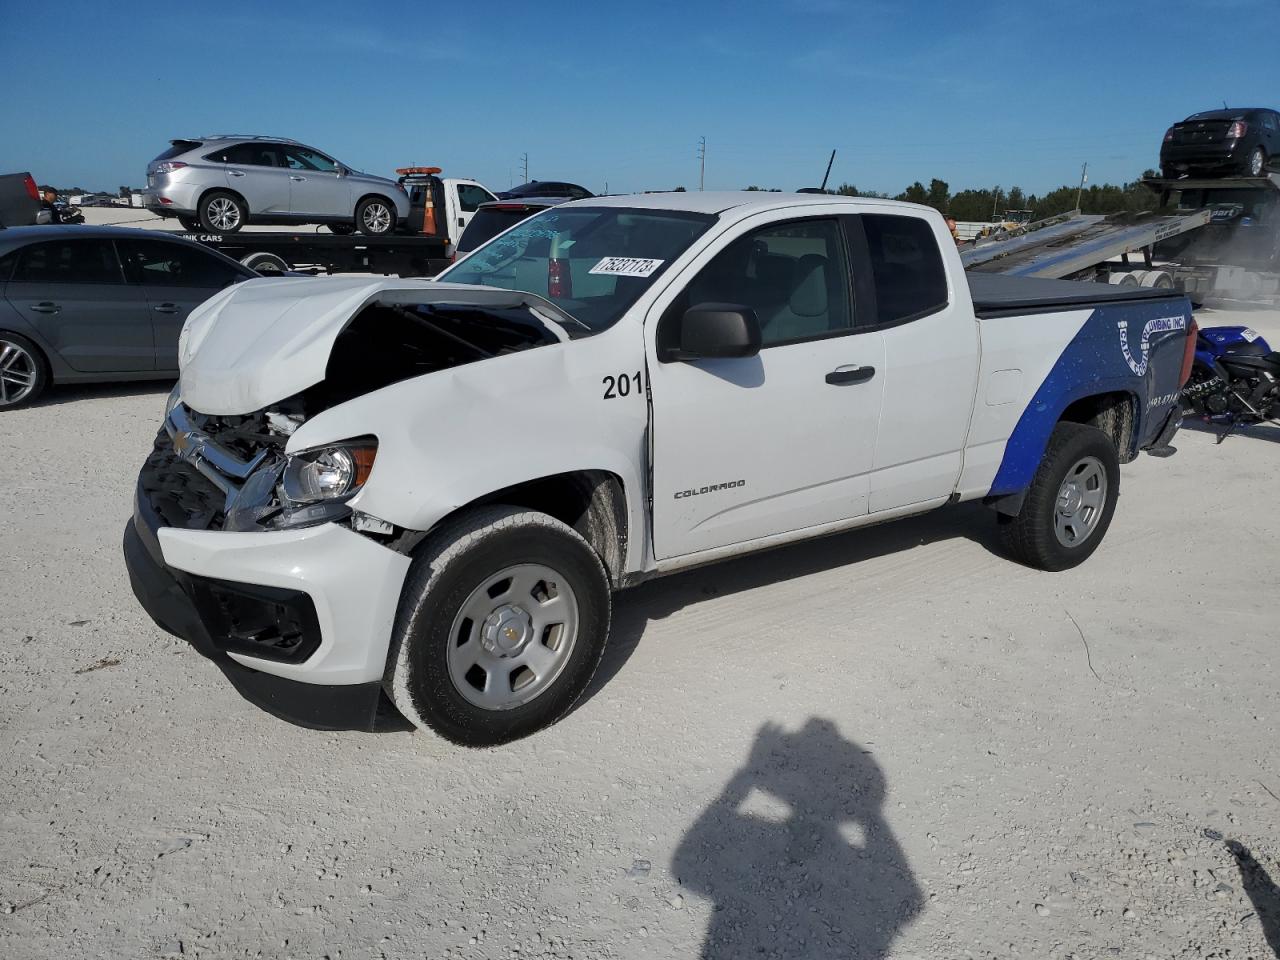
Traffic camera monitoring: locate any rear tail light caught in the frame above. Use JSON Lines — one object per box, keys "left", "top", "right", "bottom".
{"left": 1180, "top": 318, "right": 1199, "bottom": 386}
{"left": 1163, "top": 127, "right": 1175, "bottom": 143}
{"left": 153, "top": 161, "right": 188, "bottom": 175}
{"left": 1226, "top": 120, "right": 1248, "bottom": 139}
{"left": 548, "top": 257, "right": 571, "bottom": 298}
{"left": 22, "top": 174, "right": 39, "bottom": 200}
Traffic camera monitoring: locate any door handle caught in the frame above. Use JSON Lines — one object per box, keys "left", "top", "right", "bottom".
{"left": 290, "top": 176, "right": 306, "bottom": 182}
{"left": 228, "top": 170, "right": 246, "bottom": 177}
{"left": 825, "top": 365, "right": 876, "bottom": 385}
{"left": 29, "top": 301, "right": 60, "bottom": 314}
{"left": 152, "top": 303, "right": 181, "bottom": 314}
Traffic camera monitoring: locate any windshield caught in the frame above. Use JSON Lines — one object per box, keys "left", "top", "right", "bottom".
{"left": 439, "top": 206, "right": 715, "bottom": 332}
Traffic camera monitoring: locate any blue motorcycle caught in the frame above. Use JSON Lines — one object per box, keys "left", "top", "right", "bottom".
{"left": 1183, "top": 324, "right": 1280, "bottom": 439}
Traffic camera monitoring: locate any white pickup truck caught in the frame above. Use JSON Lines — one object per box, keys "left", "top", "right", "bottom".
{"left": 123, "top": 192, "right": 1196, "bottom": 745}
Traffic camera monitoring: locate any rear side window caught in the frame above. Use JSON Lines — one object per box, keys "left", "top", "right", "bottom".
{"left": 12, "top": 240, "right": 122, "bottom": 284}
{"left": 457, "top": 207, "right": 540, "bottom": 253}
{"left": 118, "top": 239, "right": 246, "bottom": 289}
{"left": 457, "top": 184, "right": 497, "bottom": 213}
{"left": 0, "top": 249, "right": 17, "bottom": 282}
{"left": 206, "top": 143, "right": 282, "bottom": 166}
{"left": 153, "top": 140, "right": 201, "bottom": 162}
{"left": 859, "top": 214, "right": 948, "bottom": 325}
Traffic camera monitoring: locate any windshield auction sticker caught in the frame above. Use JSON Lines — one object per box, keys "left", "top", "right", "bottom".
{"left": 589, "top": 257, "right": 664, "bottom": 278}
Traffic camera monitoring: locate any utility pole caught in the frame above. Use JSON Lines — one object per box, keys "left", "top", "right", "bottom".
{"left": 697, "top": 137, "right": 706, "bottom": 191}
{"left": 521, "top": 153, "right": 529, "bottom": 183}
{"left": 1074, "top": 162, "right": 1088, "bottom": 212}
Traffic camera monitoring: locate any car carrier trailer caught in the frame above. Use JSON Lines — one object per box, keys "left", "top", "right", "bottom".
{"left": 171, "top": 230, "right": 453, "bottom": 278}
{"left": 164, "top": 167, "right": 494, "bottom": 278}
{"left": 961, "top": 172, "right": 1280, "bottom": 303}
{"left": 960, "top": 208, "right": 1212, "bottom": 284}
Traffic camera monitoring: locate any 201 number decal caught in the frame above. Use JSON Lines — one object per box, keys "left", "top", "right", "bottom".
{"left": 603, "top": 371, "right": 643, "bottom": 399}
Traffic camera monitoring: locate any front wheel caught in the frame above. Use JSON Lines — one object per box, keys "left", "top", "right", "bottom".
{"left": 355, "top": 197, "right": 396, "bottom": 235}
{"left": 998, "top": 422, "right": 1120, "bottom": 571}
{"left": 385, "top": 506, "right": 611, "bottom": 747}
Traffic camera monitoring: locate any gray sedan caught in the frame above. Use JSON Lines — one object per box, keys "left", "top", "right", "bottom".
{"left": 0, "top": 226, "right": 256, "bottom": 408}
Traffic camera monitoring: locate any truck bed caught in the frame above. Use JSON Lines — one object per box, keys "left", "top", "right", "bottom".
{"left": 968, "top": 272, "right": 1187, "bottom": 318}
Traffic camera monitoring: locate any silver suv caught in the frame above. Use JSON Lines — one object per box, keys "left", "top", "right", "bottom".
{"left": 144, "top": 135, "right": 409, "bottom": 235}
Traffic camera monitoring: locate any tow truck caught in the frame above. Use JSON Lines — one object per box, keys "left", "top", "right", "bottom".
{"left": 169, "top": 167, "right": 497, "bottom": 277}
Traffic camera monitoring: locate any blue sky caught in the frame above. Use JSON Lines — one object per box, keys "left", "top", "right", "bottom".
{"left": 2, "top": 0, "right": 1277, "bottom": 197}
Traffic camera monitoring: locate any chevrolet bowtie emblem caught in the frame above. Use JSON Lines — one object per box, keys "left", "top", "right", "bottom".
{"left": 504, "top": 627, "right": 518, "bottom": 640}
{"left": 172, "top": 430, "right": 204, "bottom": 460}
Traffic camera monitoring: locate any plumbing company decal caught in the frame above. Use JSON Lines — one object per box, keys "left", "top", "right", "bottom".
{"left": 1118, "top": 315, "right": 1187, "bottom": 377}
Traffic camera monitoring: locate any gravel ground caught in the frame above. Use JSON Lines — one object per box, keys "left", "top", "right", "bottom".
{"left": 2, "top": 307, "right": 1278, "bottom": 960}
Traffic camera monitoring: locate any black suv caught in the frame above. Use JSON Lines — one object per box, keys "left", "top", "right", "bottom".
{"left": 1161, "top": 108, "right": 1280, "bottom": 179}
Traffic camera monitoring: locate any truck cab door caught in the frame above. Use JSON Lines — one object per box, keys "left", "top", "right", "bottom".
{"left": 647, "top": 215, "right": 886, "bottom": 559}
{"left": 847, "top": 213, "right": 980, "bottom": 513}
{"left": 451, "top": 182, "right": 498, "bottom": 245}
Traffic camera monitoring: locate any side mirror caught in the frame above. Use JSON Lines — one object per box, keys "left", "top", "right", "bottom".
{"left": 661, "top": 303, "right": 762, "bottom": 362}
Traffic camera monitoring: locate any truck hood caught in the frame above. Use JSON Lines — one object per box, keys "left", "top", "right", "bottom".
{"left": 178, "top": 276, "right": 571, "bottom": 415}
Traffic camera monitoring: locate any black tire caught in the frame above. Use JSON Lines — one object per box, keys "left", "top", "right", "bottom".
{"left": 240, "top": 251, "right": 290, "bottom": 275}
{"left": 177, "top": 215, "right": 201, "bottom": 231}
{"left": 199, "top": 190, "right": 247, "bottom": 234}
{"left": 998, "top": 422, "right": 1120, "bottom": 572}
{"left": 327, "top": 223, "right": 355, "bottom": 236}
{"left": 385, "top": 506, "right": 611, "bottom": 747}
{"left": 355, "top": 196, "right": 396, "bottom": 236}
{"left": 0, "top": 331, "right": 50, "bottom": 410}
{"left": 1160, "top": 165, "right": 1179, "bottom": 181}
{"left": 1245, "top": 146, "right": 1267, "bottom": 178}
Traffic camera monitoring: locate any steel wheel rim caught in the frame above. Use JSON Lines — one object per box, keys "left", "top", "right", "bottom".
{"left": 447, "top": 563, "right": 580, "bottom": 711}
{"left": 0, "top": 339, "right": 38, "bottom": 406}
{"left": 208, "top": 197, "right": 240, "bottom": 230}
{"left": 1053, "top": 455, "right": 1107, "bottom": 548}
{"left": 362, "top": 202, "right": 391, "bottom": 233}
{"left": 1250, "top": 150, "right": 1265, "bottom": 176}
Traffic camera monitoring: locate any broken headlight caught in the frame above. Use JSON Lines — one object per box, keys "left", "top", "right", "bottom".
{"left": 280, "top": 439, "right": 377, "bottom": 505}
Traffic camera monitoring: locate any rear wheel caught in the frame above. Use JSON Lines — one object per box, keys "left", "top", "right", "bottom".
{"left": 0, "top": 332, "right": 49, "bottom": 410}
{"left": 355, "top": 197, "right": 395, "bottom": 235}
{"left": 1246, "top": 146, "right": 1267, "bottom": 177}
{"left": 199, "top": 191, "right": 246, "bottom": 234}
{"left": 999, "top": 422, "right": 1120, "bottom": 571}
{"left": 385, "top": 506, "right": 611, "bottom": 746}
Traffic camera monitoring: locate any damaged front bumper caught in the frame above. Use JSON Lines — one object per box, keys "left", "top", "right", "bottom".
{"left": 123, "top": 416, "right": 412, "bottom": 731}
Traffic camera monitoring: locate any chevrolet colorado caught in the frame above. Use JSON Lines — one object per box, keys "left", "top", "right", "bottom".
{"left": 123, "top": 193, "right": 1195, "bottom": 745}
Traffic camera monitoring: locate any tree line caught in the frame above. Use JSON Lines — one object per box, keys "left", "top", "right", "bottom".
{"left": 743, "top": 171, "right": 1161, "bottom": 222}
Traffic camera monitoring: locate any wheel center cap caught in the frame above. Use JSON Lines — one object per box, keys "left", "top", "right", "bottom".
{"left": 1058, "top": 484, "right": 1084, "bottom": 515}
{"left": 480, "top": 605, "right": 533, "bottom": 657}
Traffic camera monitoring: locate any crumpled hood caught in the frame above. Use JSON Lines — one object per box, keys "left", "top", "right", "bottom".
{"left": 177, "top": 277, "right": 569, "bottom": 414}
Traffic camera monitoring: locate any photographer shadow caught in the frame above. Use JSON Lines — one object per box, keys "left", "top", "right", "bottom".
{"left": 672, "top": 719, "right": 923, "bottom": 959}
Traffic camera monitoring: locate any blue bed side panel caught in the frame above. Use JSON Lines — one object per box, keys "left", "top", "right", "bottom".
{"left": 988, "top": 296, "right": 1191, "bottom": 497}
